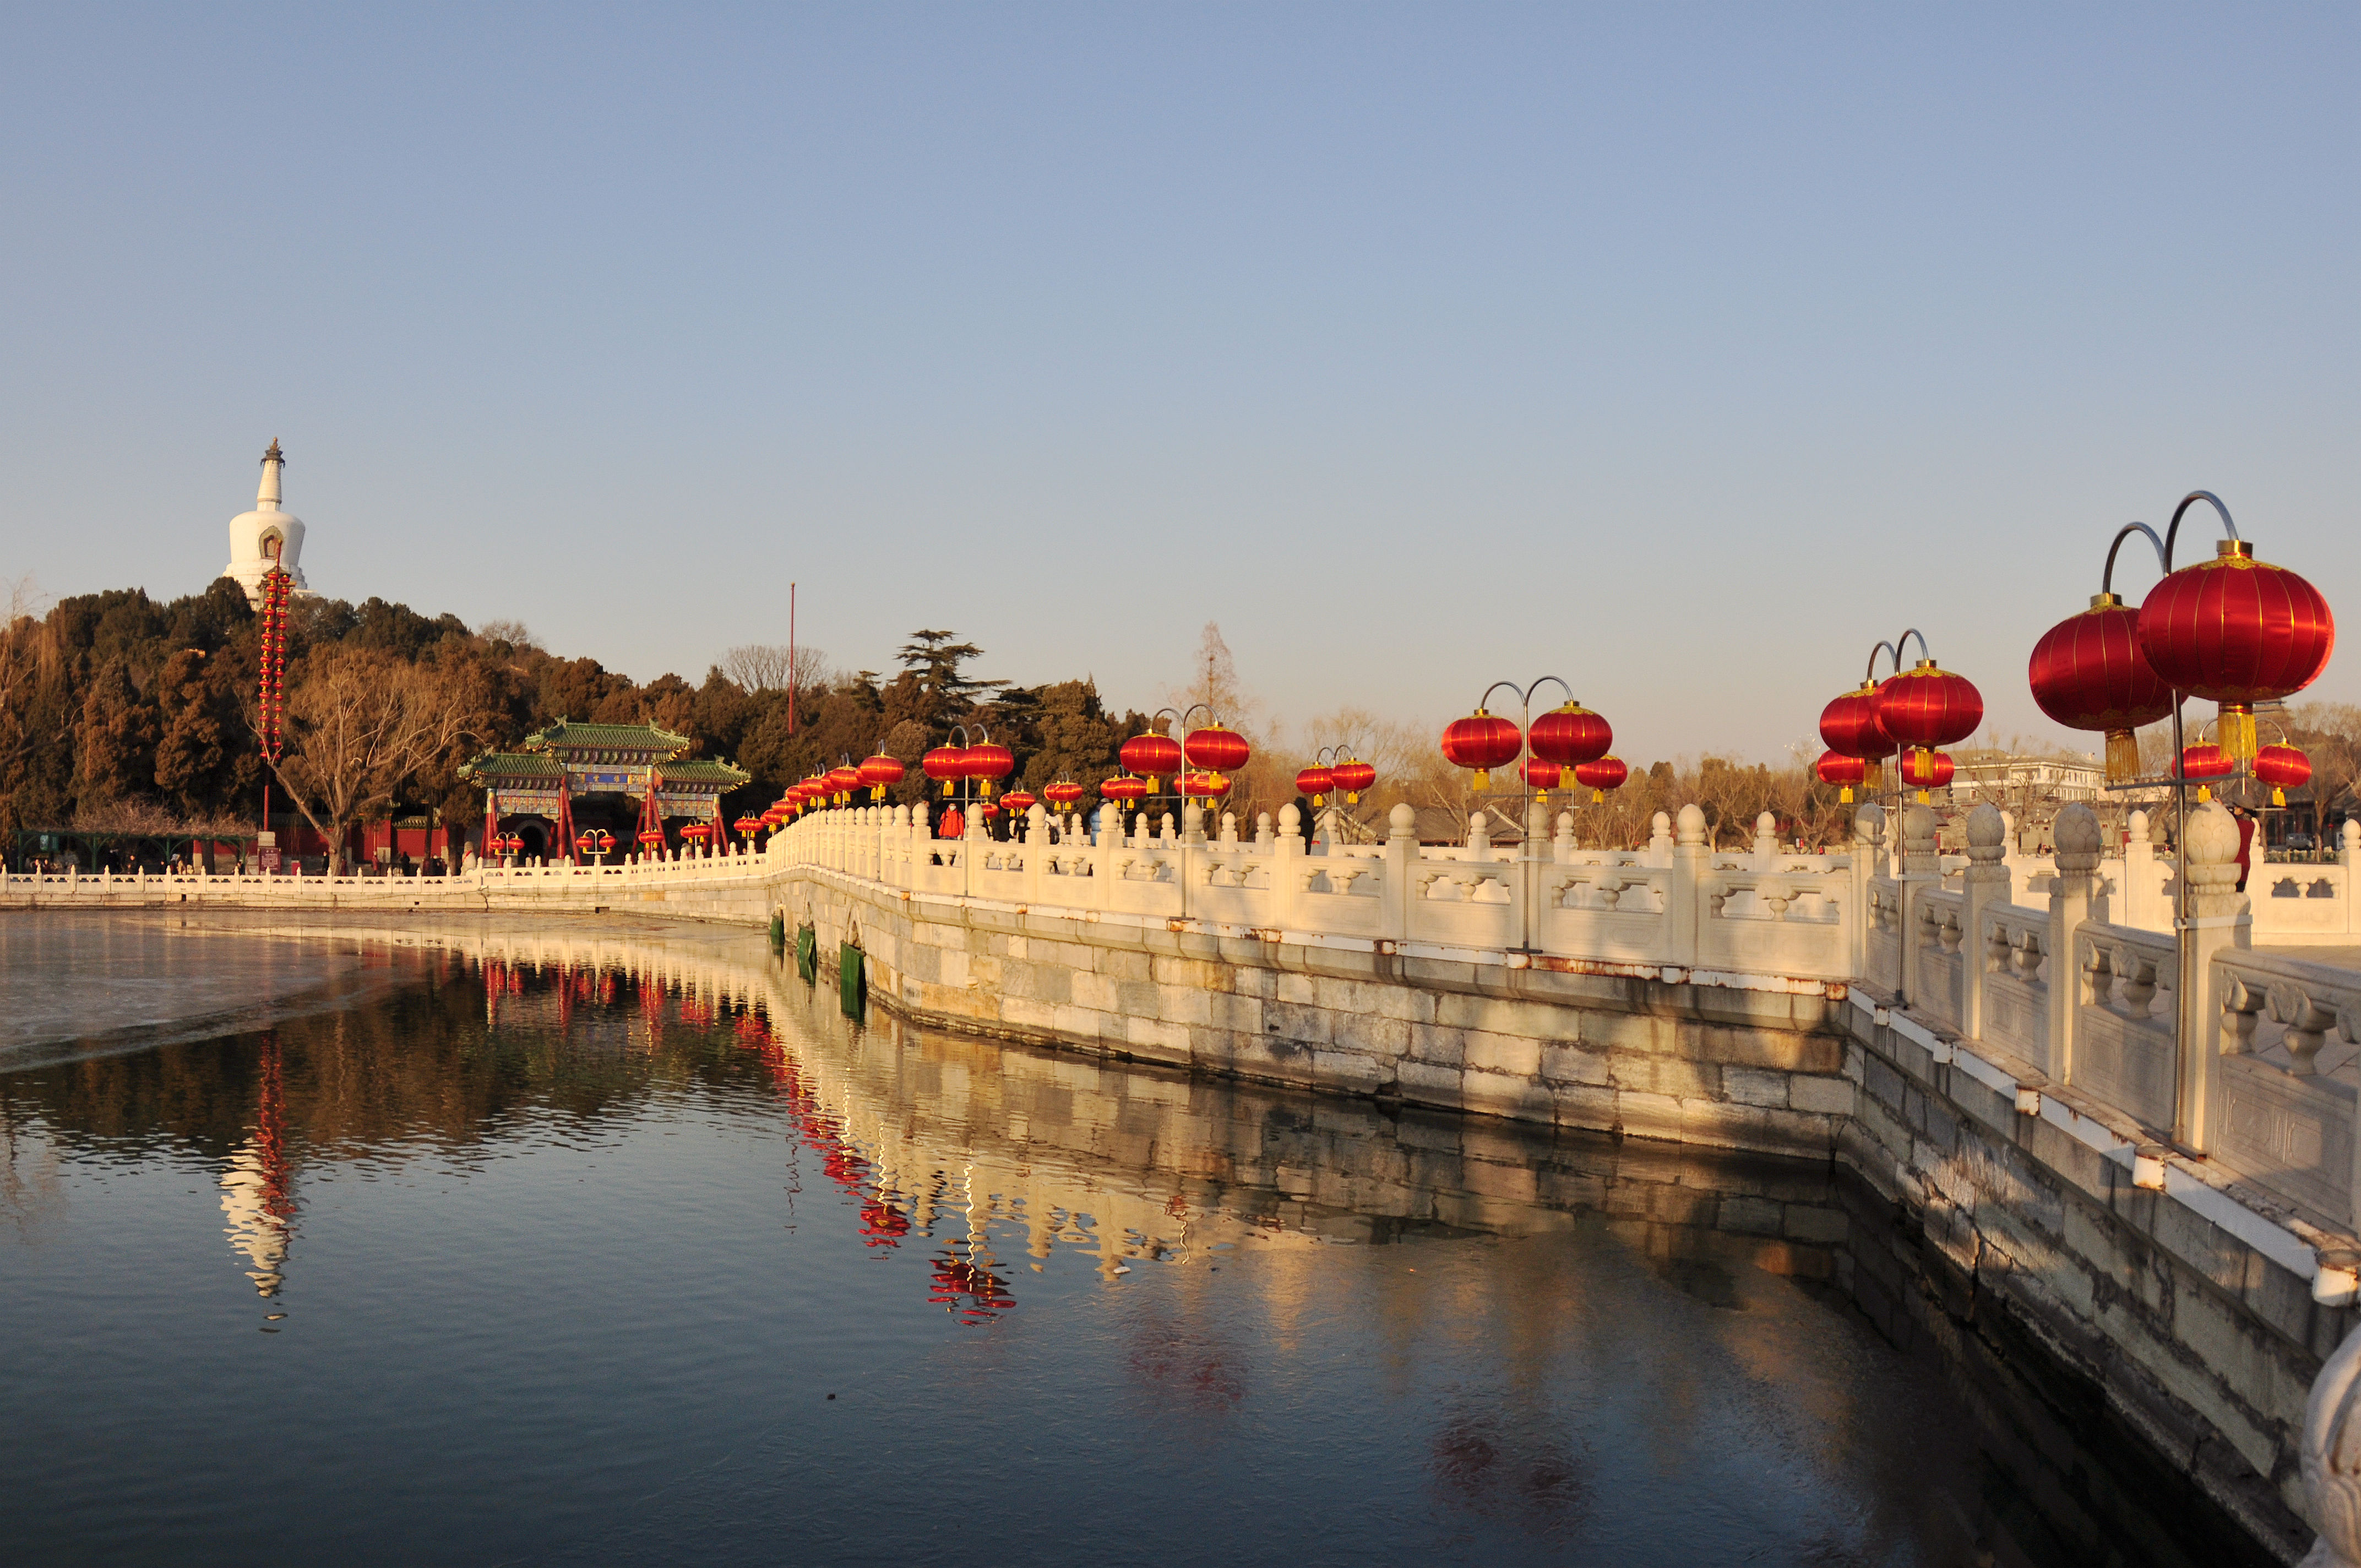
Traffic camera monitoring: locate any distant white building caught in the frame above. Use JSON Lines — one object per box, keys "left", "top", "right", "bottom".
{"left": 221, "top": 439, "right": 311, "bottom": 605}
{"left": 1947, "top": 750, "right": 2103, "bottom": 803}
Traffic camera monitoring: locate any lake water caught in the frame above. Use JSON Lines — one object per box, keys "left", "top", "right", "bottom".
{"left": 0, "top": 912, "right": 2272, "bottom": 1566}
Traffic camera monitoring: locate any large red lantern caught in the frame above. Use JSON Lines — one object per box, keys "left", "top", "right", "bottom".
{"left": 964, "top": 742, "right": 1014, "bottom": 797}
{"left": 1519, "top": 758, "right": 1562, "bottom": 797}
{"left": 1527, "top": 702, "right": 1612, "bottom": 767}
{"left": 2254, "top": 743, "right": 2311, "bottom": 808}
{"left": 858, "top": 754, "right": 906, "bottom": 801}
{"left": 825, "top": 765, "right": 863, "bottom": 802}
{"left": 1001, "top": 791, "right": 1038, "bottom": 815}
{"left": 1184, "top": 724, "right": 1251, "bottom": 774}
{"left": 1875, "top": 661, "right": 1984, "bottom": 774}
{"left": 2137, "top": 539, "right": 2334, "bottom": 761}
{"left": 1099, "top": 775, "right": 1147, "bottom": 810}
{"left": 922, "top": 745, "right": 966, "bottom": 797}
{"left": 1573, "top": 755, "right": 1627, "bottom": 804}
{"left": 1819, "top": 683, "right": 1894, "bottom": 788}
{"left": 1814, "top": 750, "right": 1867, "bottom": 804}
{"left": 1121, "top": 731, "right": 1184, "bottom": 789}
{"left": 2028, "top": 594, "right": 2174, "bottom": 783}
{"left": 1330, "top": 758, "right": 1375, "bottom": 803}
{"left": 1440, "top": 709, "right": 1522, "bottom": 791}
{"left": 1296, "top": 765, "right": 1335, "bottom": 804}
{"left": 1044, "top": 780, "right": 1085, "bottom": 813}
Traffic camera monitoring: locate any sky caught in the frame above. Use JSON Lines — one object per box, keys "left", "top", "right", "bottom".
{"left": 3, "top": 4, "right": 2354, "bottom": 764}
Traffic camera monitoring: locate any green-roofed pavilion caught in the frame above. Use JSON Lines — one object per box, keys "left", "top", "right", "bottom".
{"left": 458, "top": 718, "right": 750, "bottom": 863}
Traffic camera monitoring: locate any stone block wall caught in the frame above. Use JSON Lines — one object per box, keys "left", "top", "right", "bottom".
{"left": 1840, "top": 1000, "right": 2352, "bottom": 1562}
{"left": 777, "top": 869, "right": 1854, "bottom": 1159}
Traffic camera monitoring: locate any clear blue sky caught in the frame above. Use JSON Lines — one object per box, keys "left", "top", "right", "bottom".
{"left": 4, "top": 4, "right": 2353, "bottom": 763}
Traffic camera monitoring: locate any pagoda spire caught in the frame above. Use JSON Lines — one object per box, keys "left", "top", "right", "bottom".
{"left": 257, "top": 439, "right": 285, "bottom": 511}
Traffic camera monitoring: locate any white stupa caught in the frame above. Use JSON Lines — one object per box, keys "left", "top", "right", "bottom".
{"left": 222, "top": 439, "right": 311, "bottom": 605}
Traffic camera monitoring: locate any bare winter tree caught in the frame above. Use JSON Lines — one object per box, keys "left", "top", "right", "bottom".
{"left": 264, "top": 645, "right": 483, "bottom": 874}
{"left": 721, "top": 643, "right": 829, "bottom": 694}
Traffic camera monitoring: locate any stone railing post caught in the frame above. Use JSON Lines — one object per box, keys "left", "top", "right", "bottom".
{"left": 1962, "top": 802, "right": 2009, "bottom": 1044}
{"left": 2120, "top": 809, "right": 2157, "bottom": 930}
{"left": 1552, "top": 809, "right": 1574, "bottom": 863}
{"left": 1751, "top": 810, "right": 1777, "bottom": 872}
{"left": 1029, "top": 804, "right": 1052, "bottom": 904}
{"left": 1254, "top": 811, "right": 1274, "bottom": 853}
{"left": 2177, "top": 799, "right": 2251, "bottom": 1151}
{"left": 2046, "top": 802, "right": 2100, "bottom": 1084}
{"left": 1383, "top": 802, "right": 1416, "bottom": 941}
{"left": 1898, "top": 803, "right": 1938, "bottom": 1005}
{"left": 2344, "top": 819, "right": 2361, "bottom": 939}
{"left": 1274, "top": 802, "right": 1307, "bottom": 930}
{"left": 1667, "top": 804, "right": 1705, "bottom": 968}
{"left": 1645, "top": 811, "right": 1673, "bottom": 870}
{"left": 1516, "top": 797, "right": 1547, "bottom": 952}
{"left": 1849, "top": 804, "right": 1884, "bottom": 981}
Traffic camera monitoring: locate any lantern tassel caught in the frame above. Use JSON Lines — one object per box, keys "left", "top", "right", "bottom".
{"left": 2197, "top": 786, "right": 2212, "bottom": 803}
{"left": 2219, "top": 705, "right": 2257, "bottom": 762}
{"left": 1862, "top": 760, "right": 1884, "bottom": 792}
{"left": 2104, "top": 728, "right": 2141, "bottom": 786}
{"left": 2274, "top": 787, "right": 2287, "bottom": 808}
{"left": 1473, "top": 769, "right": 1492, "bottom": 791}
{"left": 1840, "top": 786, "right": 1854, "bottom": 804}
{"left": 1591, "top": 788, "right": 1604, "bottom": 804}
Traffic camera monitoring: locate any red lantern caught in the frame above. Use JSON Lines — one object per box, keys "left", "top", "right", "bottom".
{"left": 1099, "top": 775, "right": 1147, "bottom": 810}
{"left": 1819, "top": 683, "right": 1893, "bottom": 788}
{"left": 1527, "top": 702, "right": 1612, "bottom": 767}
{"left": 1441, "top": 710, "right": 1522, "bottom": 791}
{"left": 963, "top": 743, "right": 1014, "bottom": 797}
{"left": 2028, "top": 594, "right": 2174, "bottom": 784}
{"left": 1296, "top": 765, "right": 1335, "bottom": 804}
{"left": 1044, "top": 780, "right": 1085, "bottom": 813}
{"left": 1874, "top": 661, "right": 1983, "bottom": 779}
{"left": 2254, "top": 743, "right": 2311, "bottom": 808}
{"left": 1330, "top": 758, "right": 1375, "bottom": 803}
{"left": 825, "top": 765, "right": 862, "bottom": 802}
{"left": 1184, "top": 724, "right": 1251, "bottom": 774}
{"left": 1519, "top": 757, "right": 1562, "bottom": 799}
{"left": 1120, "top": 732, "right": 1183, "bottom": 788}
{"left": 1815, "top": 750, "right": 1867, "bottom": 804}
{"left": 858, "top": 754, "right": 906, "bottom": 801}
{"left": 732, "top": 815, "right": 761, "bottom": 837}
{"left": 1574, "top": 756, "right": 1628, "bottom": 804}
{"left": 2181, "top": 743, "right": 2234, "bottom": 799}
{"left": 2137, "top": 539, "right": 2335, "bottom": 761}
{"left": 922, "top": 745, "right": 966, "bottom": 797}
{"left": 680, "top": 822, "right": 712, "bottom": 843}
{"left": 1002, "top": 791, "right": 1038, "bottom": 815}
{"left": 1901, "top": 749, "right": 1955, "bottom": 801}
{"left": 636, "top": 829, "right": 663, "bottom": 848}
{"left": 1182, "top": 771, "right": 1232, "bottom": 804}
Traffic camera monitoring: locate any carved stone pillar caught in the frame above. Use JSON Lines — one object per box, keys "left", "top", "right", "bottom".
{"left": 1900, "top": 803, "right": 1938, "bottom": 1004}
{"left": 2046, "top": 802, "right": 2101, "bottom": 1085}
{"left": 1850, "top": 803, "right": 1885, "bottom": 983}
{"left": 1962, "top": 802, "right": 2009, "bottom": 1044}
{"left": 2178, "top": 799, "right": 2251, "bottom": 1151}
{"left": 1667, "top": 803, "right": 1706, "bottom": 968}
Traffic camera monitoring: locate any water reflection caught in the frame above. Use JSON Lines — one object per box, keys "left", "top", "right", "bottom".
{"left": 0, "top": 914, "right": 2282, "bottom": 1568}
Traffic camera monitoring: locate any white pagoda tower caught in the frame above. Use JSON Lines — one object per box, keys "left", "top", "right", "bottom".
{"left": 222, "top": 439, "right": 311, "bottom": 605}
